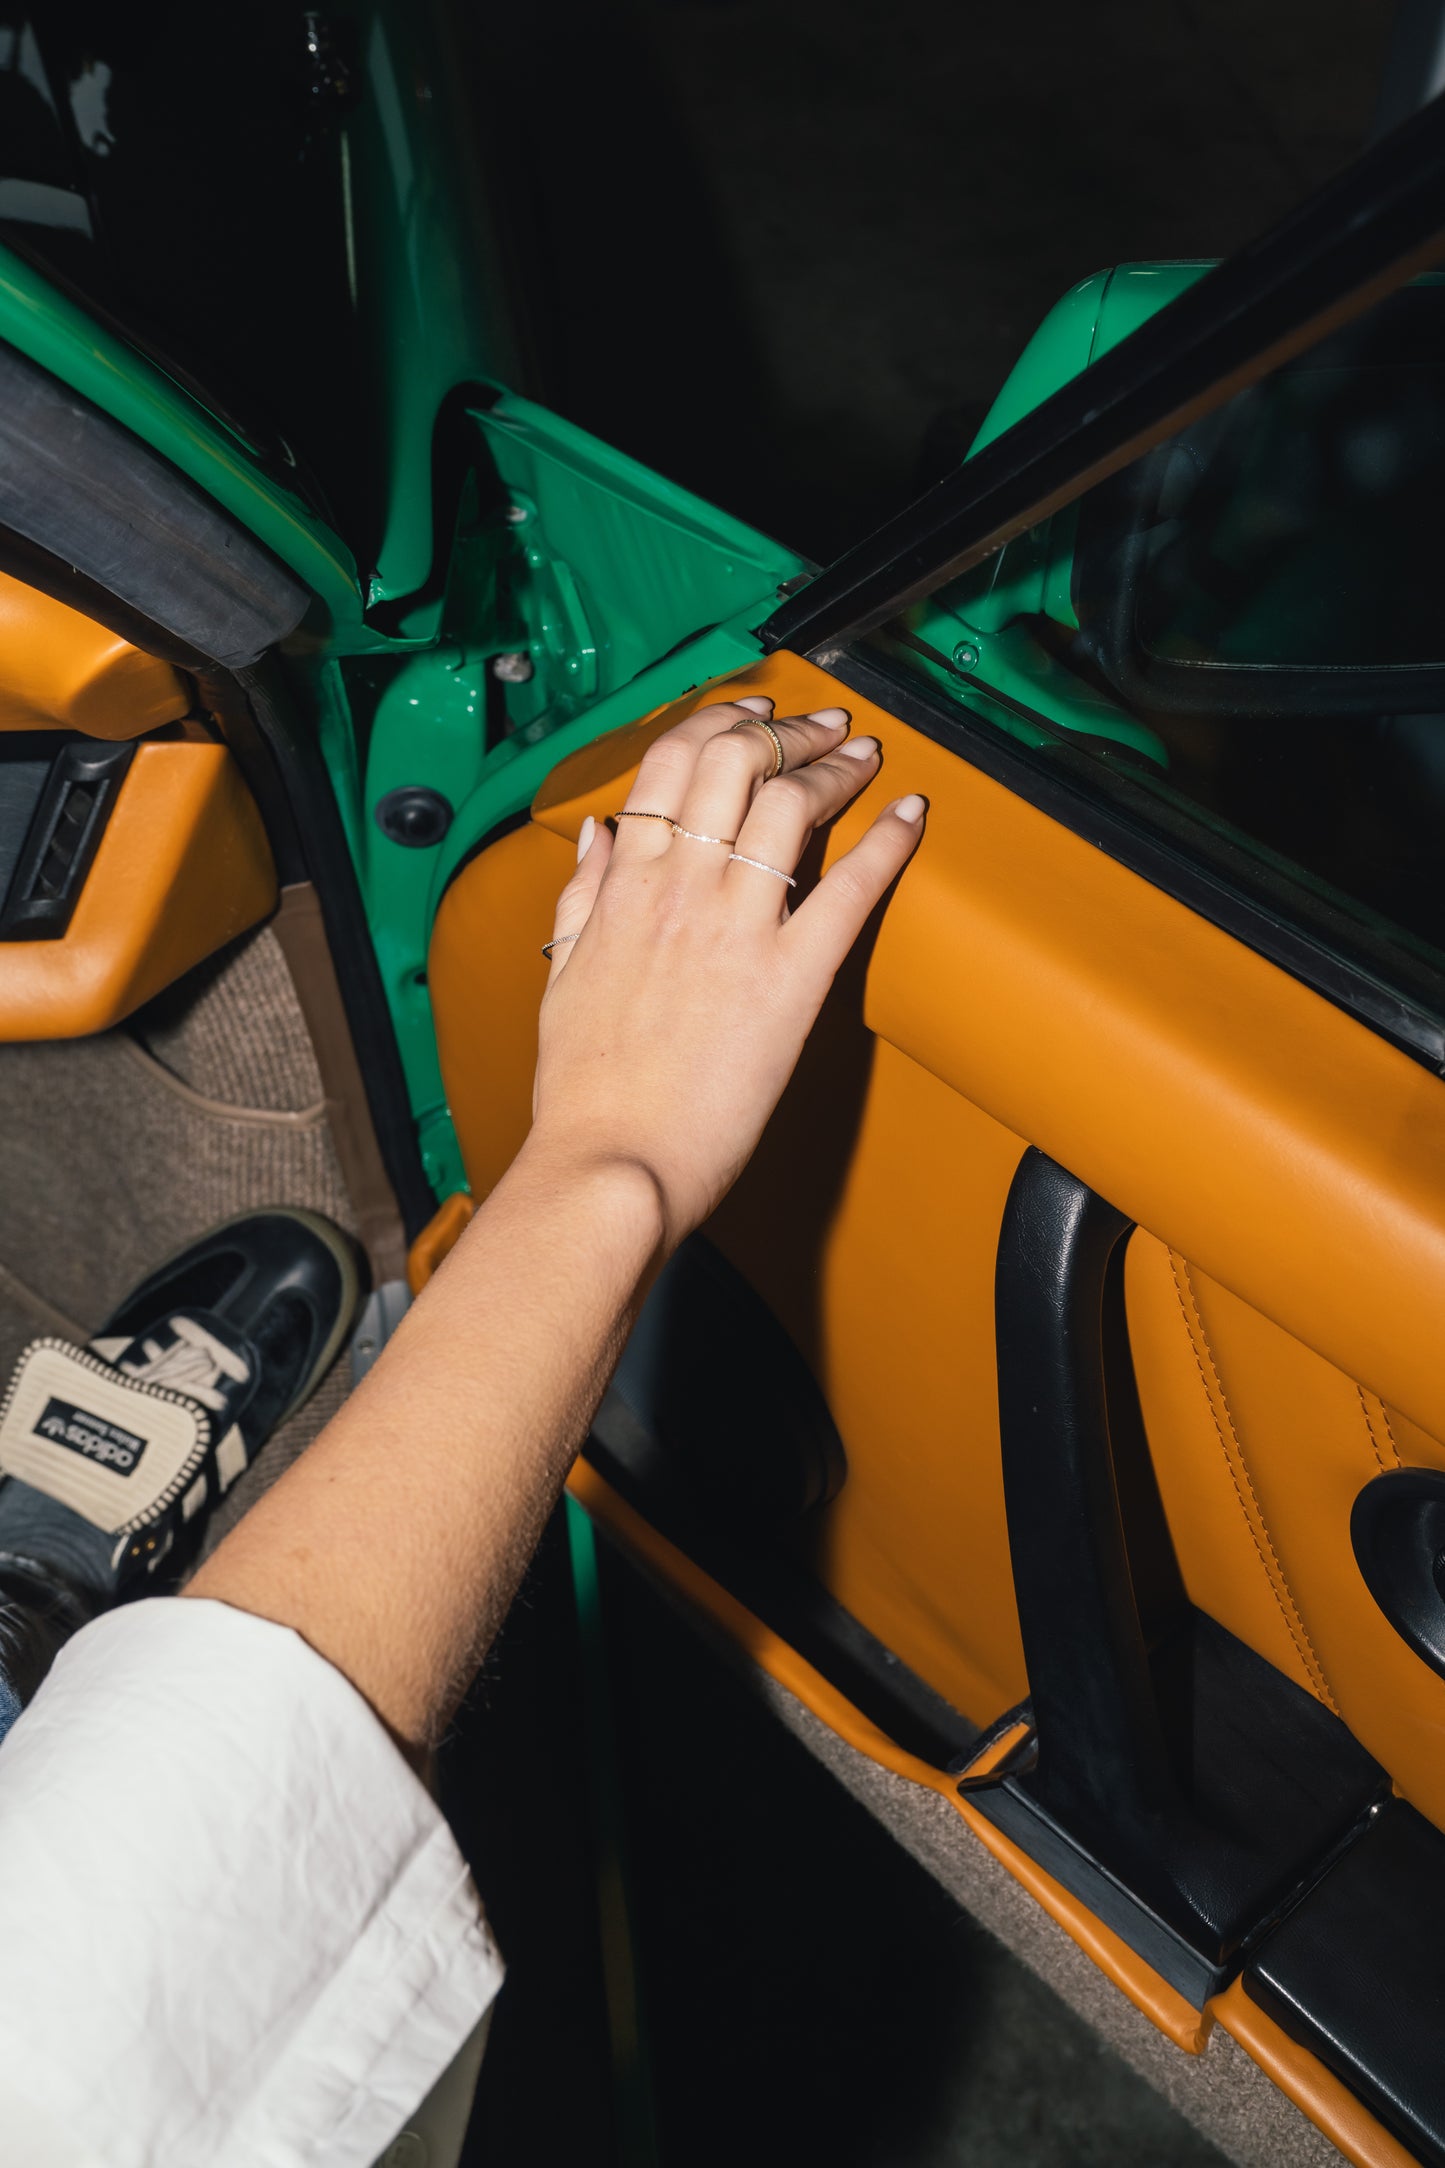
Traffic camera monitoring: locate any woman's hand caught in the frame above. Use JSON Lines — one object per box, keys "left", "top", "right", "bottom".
{"left": 528, "top": 694, "right": 925, "bottom": 1250}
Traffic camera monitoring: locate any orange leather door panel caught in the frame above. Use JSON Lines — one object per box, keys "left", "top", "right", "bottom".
{"left": 1127, "top": 1235, "right": 1445, "bottom": 1828}
{"left": 430, "top": 648, "right": 1445, "bottom": 1812}
{"left": 0, "top": 569, "right": 190, "bottom": 737}
{"left": 0, "top": 742, "right": 277, "bottom": 1039}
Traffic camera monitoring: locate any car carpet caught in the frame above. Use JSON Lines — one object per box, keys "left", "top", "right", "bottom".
{"left": 0, "top": 925, "right": 361, "bottom": 1549}
{"left": 613, "top": 1546, "right": 1348, "bottom": 2168}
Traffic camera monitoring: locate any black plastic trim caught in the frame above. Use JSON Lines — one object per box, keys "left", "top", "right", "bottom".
{"left": 1351, "top": 1468, "right": 1445, "bottom": 1681}
{"left": 760, "top": 91, "right": 1445, "bottom": 657}
{"left": 815, "top": 643, "right": 1445, "bottom": 1075}
{"left": 0, "top": 737, "right": 135, "bottom": 940}
{"left": 1244, "top": 1800, "right": 1445, "bottom": 2168}
{"left": 0, "top": 340, "right": 310, "bottom": 669}
{"left": 971, "top": 1149, "right": 1385, "bottom": 2007}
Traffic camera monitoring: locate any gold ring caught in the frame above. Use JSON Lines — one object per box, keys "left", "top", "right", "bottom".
{"left": 671, "top": 824, "right": 736, "bottom": 847}
{"left": 613, "top": 809, "right": 674, "bottom": 825}
{"left": 728, "top": 852, "right": 797, "bottom": 888}
{"left": 541, "top": 933, "right": 580, "bottom": 959}
{"left": 729, "top": 716, "right": 785, "bottom": 778}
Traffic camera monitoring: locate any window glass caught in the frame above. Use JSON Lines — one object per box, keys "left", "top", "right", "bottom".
{"left": 0, "top": 3, "right": 368, "bottom": 544}
{"left": 878, "top": 279, "right": 1445, "bottom": 982}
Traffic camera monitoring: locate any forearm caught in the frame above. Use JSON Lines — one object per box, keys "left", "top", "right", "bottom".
{"left": 186, "top": 1137, "right": 665, "bottom": 1749}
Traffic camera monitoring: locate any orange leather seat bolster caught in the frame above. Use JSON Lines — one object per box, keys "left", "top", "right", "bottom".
{"left": 0, "top": 742, "right": 277, "bottom": 1039}
{"left": 0, "top": 570, "right": 190, "bottom": 738}
{"left": 527, "top": 653, "right": 1445, "bottom": 1447}
{"left": 407, "top": 1190, "right": 477, "bottom": 1295}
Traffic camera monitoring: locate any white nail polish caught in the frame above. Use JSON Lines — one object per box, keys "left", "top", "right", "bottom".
{"left": 577, "top": 815, "right": 596, "bottom": 863}
{"left": 837, "top": 735, "right": 879, "bottom": 761}
{"left": 736, "top": 695, "right": 775, "bottom": 713}
{"left": 809, "top": 707, "right": 849, "bottom": 728}
{"left": 893, "top": 794, "right": 927, "bottom": 823}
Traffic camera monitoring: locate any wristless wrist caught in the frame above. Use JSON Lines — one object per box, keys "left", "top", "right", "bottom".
{"left": 507, "top": 1129, "right": 672, "bottom": 1262}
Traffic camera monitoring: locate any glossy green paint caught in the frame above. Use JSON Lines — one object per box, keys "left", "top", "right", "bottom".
{"left": 342, "top": 0, "right": 522, "bottom": 622}
{"left": 892, "top": 263, "right": 1216, "bottom": 768}
{"left": 324, "top": 388, "right": 803, "bottom": 1194}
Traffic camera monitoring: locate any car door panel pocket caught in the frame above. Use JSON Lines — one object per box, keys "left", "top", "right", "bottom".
{"left": 586, "top": 1233, "right": 976, "bottom": 1767}
{"left": 961, "top": 1147, "right": 1385, "bottom": 2007}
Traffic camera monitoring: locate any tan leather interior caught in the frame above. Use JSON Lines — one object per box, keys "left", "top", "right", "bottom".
{"left": 0, "top": 570, "right": 191, "bottom": 738}
{"left": 429, "top": 648, "right": 1445, "bottom": 2154}
{"left": 407, "top": 1189, "right": 476, "bottom": 1296}
{"left": 1213, "top": 1982, "right": 1422, "bottom": 2168}
{"left": 0, "top": 742, "right": 277, "bottom": 1040}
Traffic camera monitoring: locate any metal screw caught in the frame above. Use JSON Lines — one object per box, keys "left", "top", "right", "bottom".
{"left": 952, "top": 641, "right": 979, "bottom": 670}
{"left": 492, "top": 651, "right": 534, "bottom": 684}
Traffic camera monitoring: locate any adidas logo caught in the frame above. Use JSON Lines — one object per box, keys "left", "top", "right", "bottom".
{"left": 32, "top": 1397, "right": 148, "bottom": 1475}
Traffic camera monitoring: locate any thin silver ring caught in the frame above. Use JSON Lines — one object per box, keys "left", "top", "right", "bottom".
{"left": 541, "top": 932, "right": 580, "bottom": 959}
{"left": 671, "top": 824, "right": 737, "bottom": 847}
{"left": 728, "top": 852, "right": 796, "bottom": 889}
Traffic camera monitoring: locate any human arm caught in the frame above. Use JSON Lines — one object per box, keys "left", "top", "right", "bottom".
{"left": 187, "top": 696, "right": 925, "bottom": 1750}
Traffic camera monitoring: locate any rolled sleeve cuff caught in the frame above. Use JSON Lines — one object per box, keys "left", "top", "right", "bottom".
{"left": 0, "top": 1597, "right": 503, "bottom": 2168}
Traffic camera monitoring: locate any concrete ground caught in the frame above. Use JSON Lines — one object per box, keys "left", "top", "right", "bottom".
{"left": 448, "top": 5, "right": 1395, "bottom": 2161}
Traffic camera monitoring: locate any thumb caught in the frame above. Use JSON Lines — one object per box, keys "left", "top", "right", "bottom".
{"left": 545, "top": 814, "right": 612, "bottom": 984}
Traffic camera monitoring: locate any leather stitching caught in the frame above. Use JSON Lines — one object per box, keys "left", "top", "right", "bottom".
{"left": 1358, "top": 1387, "right": 1403, "bottom": 1474}
{"left": 1168, "top": 1253, "right": 1339, "bottom": 1712}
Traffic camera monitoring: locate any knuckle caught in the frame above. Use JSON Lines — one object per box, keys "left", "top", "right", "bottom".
{"left": 826, "top": 862, "right": 872, "bottom": 911}
{"left": 697, "top": 730, "right": 754, "bottom": 777}
{"left": 636, "top": 736, "right": 691, "bottom": 786}
{"left": 764, "top": 772, "right": 811, "bottom": 818}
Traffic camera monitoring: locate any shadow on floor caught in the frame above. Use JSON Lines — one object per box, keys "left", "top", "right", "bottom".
{"left": 448, "top": 1522, "right": 1227, "bottom": 2167}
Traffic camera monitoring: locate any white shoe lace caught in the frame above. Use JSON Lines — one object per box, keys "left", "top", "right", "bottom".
{"left": 118, "top": 1315, "right": 249, "bottom": 1412}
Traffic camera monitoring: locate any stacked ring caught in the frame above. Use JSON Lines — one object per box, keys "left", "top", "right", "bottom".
{"left": 728, "top": 715, "right": 786, "bottom": 778}
{"left": 611, "top": 811, "right": 736, "bottom": 847}
{"left": 728, "top": 853, "right": 796, "bottom": 888}
{"left": 671, "top": 825, "right": 736, "bottom": 847}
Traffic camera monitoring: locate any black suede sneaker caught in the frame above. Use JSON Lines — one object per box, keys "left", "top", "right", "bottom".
{"left": 0, "top": 1209, "right": 362, "bottom": 1623}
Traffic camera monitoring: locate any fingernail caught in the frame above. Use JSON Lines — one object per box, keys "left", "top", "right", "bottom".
{"left": 577, "top": 814, "right": 596, "bottom": 863}
{"left": 893, "top": 794, "right": 927, "bottom": 824}
{"left": 837, "top": 735, "right": 879, "bottom": 761}
{"left": 736, "top": 695, "right": 775, "bottom": 713}
{"left": 809, "top": 707, "right": 850, "bottom": 728}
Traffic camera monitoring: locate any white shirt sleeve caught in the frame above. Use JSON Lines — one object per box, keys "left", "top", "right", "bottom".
{"left": 0, "top": 1597, "right": 504, "bottom": 2168}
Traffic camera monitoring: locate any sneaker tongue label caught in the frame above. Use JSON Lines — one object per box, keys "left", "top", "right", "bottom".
{"left": 0, "top": 1339, "right": 211, "bottom": 1536}
{"left": 33, "top": 1397, "right": 148, "bottom": 1475}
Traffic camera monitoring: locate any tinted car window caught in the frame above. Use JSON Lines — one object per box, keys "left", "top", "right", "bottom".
{"left": 882, "top": 282, "right": 1445, "bottom": 985}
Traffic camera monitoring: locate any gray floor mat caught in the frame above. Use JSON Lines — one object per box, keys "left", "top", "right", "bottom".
{"left": 0, "top": 925, "right": 360, "bottom": 1521}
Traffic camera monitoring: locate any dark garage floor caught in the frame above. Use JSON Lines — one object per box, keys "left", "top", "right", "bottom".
{"left": 445, "top": 4, "right": 1396, "bottom": 2162}
{"left": 446, "top": 1520, "right": 1230, "bottom": 2168}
